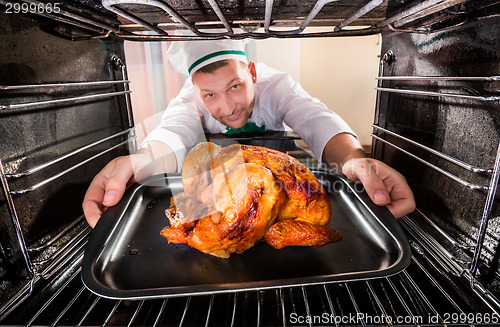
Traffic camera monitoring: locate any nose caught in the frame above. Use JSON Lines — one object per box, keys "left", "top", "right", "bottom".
{"left": 220, "top": 95, "right": 236, "bottom": 116}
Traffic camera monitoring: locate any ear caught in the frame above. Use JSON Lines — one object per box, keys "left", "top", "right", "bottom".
{"left": 248, "top": 61, "right": 257, "bottom": 83}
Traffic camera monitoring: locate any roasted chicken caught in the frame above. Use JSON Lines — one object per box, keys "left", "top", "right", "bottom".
{"left": 160, "top": 142, "right": 341, "bottom": 258}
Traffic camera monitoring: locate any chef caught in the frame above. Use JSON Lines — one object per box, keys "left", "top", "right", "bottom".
{"left": 83, "top": 39, "right": 415, "bottom": 228}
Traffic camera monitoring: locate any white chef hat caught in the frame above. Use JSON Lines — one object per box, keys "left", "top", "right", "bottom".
{"left": 166, "top": 39, "right": 248, "bottom": 76}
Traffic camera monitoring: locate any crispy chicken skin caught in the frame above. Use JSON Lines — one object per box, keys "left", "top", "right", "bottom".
{"left": 160, "top": 142, "right": 341, "bottom": 258}
{"left": 265, "top": 220, "right": 342, "bottom": 249}
{"left": 212, "top": 144, "right": 331, "bottom": 226}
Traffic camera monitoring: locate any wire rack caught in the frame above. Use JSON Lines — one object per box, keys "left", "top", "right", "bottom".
{"left": 0, "top": 0, "right": 487, "bottom": 40}
{"left": 372, "top": 50, "right": 500, "bottom": 305}
{"left": 0, "top": 249, "right": 498, "bottom": 326}
{"left": 0, "top": 56, "right": 135, "bottom": 282}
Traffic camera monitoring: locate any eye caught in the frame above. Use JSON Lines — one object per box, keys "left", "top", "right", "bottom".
{"left": 205, "top": 93, "right": 214, "bottom": 98}
{"left": 231, "top": 84, "right": 239, "bottom": 90}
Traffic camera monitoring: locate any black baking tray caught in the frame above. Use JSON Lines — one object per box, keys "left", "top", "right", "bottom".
{"left": 82, "top": 171, "right": 411, "bottom": 300}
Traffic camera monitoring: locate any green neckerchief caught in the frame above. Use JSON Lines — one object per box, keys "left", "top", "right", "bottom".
{"left": 225, "top": 122, "right": 268, "bottom": 135}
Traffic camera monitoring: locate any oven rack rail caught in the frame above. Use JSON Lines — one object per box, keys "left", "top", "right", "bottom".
{"left": 1, "top": 246, "right": 499, "bottom": 326}
{"left": 372, "top": 70, "right": 500, "bottom": 290}
{"left": 0, "top": 0, "right": 477, "bottom": 40}
{"left": 0, "top": 59, "right": 136, "bottom": 279}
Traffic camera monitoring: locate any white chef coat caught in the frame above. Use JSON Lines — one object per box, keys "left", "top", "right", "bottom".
{"left": 142, "top": 63, "right": 356, "bottom": 171}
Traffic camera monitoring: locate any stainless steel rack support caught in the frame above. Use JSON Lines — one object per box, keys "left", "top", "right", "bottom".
{"left": 0, "top": 74, "right": 134, "bottom": 286}
{"left": 0, "top": 159, "right": 34, "bottom": 278}
{"left": 373, "top": 69, "right": 500, "bottom": 290}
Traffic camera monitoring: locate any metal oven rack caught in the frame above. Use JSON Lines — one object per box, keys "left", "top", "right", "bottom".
{"left": 0, "top": 253, "right": 498, "bottom": 325}
{"left": 0, "top": 56, "right": 136, "bottom": 315}
{"left": 371, "top": 51, "right": 500, "bottom": 310}
{"left": 0, "top": 0, "right": 479, "bottom": 40}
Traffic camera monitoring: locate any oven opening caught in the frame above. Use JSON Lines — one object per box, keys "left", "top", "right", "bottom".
{"left": 1, "top": 0, "right": 499, "bottom": 325}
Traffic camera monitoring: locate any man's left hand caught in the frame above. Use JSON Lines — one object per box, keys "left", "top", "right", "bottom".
{"left": 342, "top": 158, "right": 416, "bottom": 218}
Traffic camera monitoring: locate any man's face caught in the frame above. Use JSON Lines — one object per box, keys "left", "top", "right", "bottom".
{"left": 192, "top": 60, "right": 257, "bottom": 129}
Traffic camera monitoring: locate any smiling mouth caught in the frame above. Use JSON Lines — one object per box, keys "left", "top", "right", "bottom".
{"left": 225, "top": 111, "right": 242, "bottom": 121}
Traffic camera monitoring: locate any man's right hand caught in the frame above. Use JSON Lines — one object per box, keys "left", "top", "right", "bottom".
{"left": 82, "top": 141, "right": 177, "bottom": 228}
{"left": 82, "top": 153, "right": 148, "bottom": 228}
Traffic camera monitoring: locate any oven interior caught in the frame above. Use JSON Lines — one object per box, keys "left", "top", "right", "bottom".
{"left": 1, "top": 0, "right": 500, "bottom": 325}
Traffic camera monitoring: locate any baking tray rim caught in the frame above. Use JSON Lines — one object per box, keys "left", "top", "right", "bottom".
{"left": 82, "top": 170, "right": 411, "bottom": 300}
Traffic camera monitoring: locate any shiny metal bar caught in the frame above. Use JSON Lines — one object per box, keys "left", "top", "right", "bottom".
{"left": 301, "top": 287, "right": 312, "bottom": 327}
{"left": 375, "top": 87, "right": 500, "bottom": 101}
{"left": 14, "top": 0, "right": 120, "bottom": 34}
{"left": 365, "top": 281, "right": 393, "bottom": 327}
{"left": 51, "top": 286, "right": 86, "bottom": 327}
{"left": 469, "top": 278, "right": 500, "bottom": 314}
{"left": 372, "top": 125, "right": 492, "bottom": 174}
{"left": 334, "top": 0, "right": 383, "bottom": 31}
{"left": 257, "top": 291, "right": 262, "bottom": 327}
{"left": 394, "top": 0, "right": 468, "bottom": 27}
{"left": 322, "top": 285, "right": 339, "bottom": 327}
{"left": 103, "top": 2, "right": 167, "bottom": 35}
{"left": 153, "top": 299, "right": 167, "bottom": 327}
{"left": 0, "top": 159, "right": 33, "bottom": 277}
{"left": 415, "top": 208, "right": 474, "bottom": 250}
{"left": 35, "top": 224, "right": 89, "bottom": 266}
{"left": 345, "top": 283, "right": 366, "bottom": 327}
{"left": 0, "top": 274, "right": 42, "bottom": 321}
{"left": 127, "top": 300, "right": 144, "bottom": 327}
{"left": 385, "top": 277, "right": 417, "bottom": 322}
{"left": 0, "top": 0, "right": 105, "bottom": 34}
{"left": 411, "top": 256, "right": 466, "bottom": 313}
{"left": 264, "top": 0, "right": 274, "bottom": 32}
{"left": 205, "top": 295, "right": 215, "bottom": 327}
{"left": 400, "top": 216, "right": 467, "bottom": 276}
{"left": 267, "top": 0, "right": 340, "bottom": 35}
{"left": 29, "top": 215, "right": 84, "bottom": 252}
{"left": 116, "top": 55, "right": 138, "bottom": 152}
{"left": 0, "top": 90, "right": 131, "bottom": 110}
{"left": 230, "top": 293, "right": 238, "bottom": 327}
{"left": 120, "top": 17, "right": 363, "bottom": 30}
{"left": 206, "top": 0, "right": 233, "bottom": 34}
{"left": 178, "top": 297, "right": 191, "bottom": 327}
{"left": 118, "top": 26, "right": 382, "bottom": 40}
{"left": 470, "top": 142, "right": 500, "bottom": 280}
{"left": 0, "top": 80, "right": 130, "bottom": 90}
{"left": 376, "top": 0, "right": 444, "bottom": 28}
{"left": 6, "top": 128, "right": 134, "bottom": 179}
{"left": 300, "top": 0, "right": 340, "bottom": 31}
{"left": 10, "top": 139, "right": 133, "bottom": 195}
{"left": 372, "top": 134, "right": 489, "bottom": 190}
{"left": 40, "top": 229, "right": 90, "bottom": 279}
{"left": 279, "top": 289, "right": 287, "bottom": 327}
{"left": 77, "top": 296, "right": 101, "bottom": 326}
{"left": 372, "top": 51, "right": 392, "bottom": 157}
{"left": 25, "top": 267, "right": 82, "bottom": 326}
{"left": 376, "top": 76, "right": 500, "bottom": 81}
{"left": 104, "top": 300, "right": 122, "bottom": 326}
{"left": 103, "top": 0, "right": 200, "bottom": 35}
{"left": 401, "top": 270, "right": 443, "bottom": 324}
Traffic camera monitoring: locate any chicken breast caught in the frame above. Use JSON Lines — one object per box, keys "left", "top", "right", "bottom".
{"left": 160, "top": 142, "right": 341, "bottom": 258}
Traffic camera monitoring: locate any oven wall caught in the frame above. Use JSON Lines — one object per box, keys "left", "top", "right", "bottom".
{"left": 0, "top": 13, "right": 130, "bottom": 277}
{"left": 374, "top": 16, "right": 500, "bottom": 295}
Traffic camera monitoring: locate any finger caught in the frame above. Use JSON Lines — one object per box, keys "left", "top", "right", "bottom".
{"left": 384, "top": 179, "right": 416, "bottom": 218}
{"left": 102, "top": 158, "right": 135, "bottom": 207}
{"left": 83, "top": 167, "right": 113, "bottom": 228}
{"left": 342, "top": 159, "right": 391, "bottom": 206}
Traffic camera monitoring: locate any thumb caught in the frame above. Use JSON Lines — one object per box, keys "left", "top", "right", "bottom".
{"left": 102, "top": 159, "right": 136, "bottom": 207}
{"left": 343, "top": 158, "right": 391, "bottom": 206}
